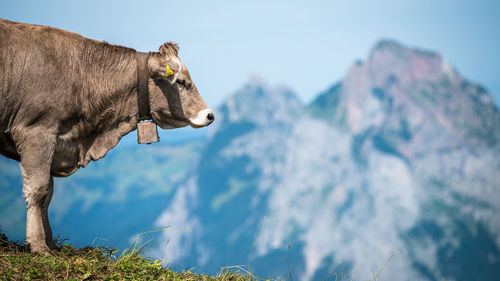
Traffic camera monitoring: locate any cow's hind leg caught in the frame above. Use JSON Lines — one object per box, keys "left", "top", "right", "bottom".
{"left": 42, "top": 176, "right": 57, "bottom": 249}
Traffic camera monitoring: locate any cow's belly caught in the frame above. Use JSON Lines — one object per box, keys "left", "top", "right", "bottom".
{"left": 51, "top": 140, "right": 82, "bottom": 177}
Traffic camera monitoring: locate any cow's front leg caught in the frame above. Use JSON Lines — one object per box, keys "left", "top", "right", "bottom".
{"left": 18, "top": 132, "right": 56, "bottom": 253}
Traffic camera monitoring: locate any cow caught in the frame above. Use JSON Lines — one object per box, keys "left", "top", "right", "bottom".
{"left": 0, "top": 18, "right": 214, "bottom": 253}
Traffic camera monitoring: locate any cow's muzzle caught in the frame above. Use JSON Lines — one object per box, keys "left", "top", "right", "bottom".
{"left": 190, "top": 108, "right": 215, "bottom": 128}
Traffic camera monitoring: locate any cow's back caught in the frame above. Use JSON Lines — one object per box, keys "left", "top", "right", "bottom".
{"left": 0, "top": 19, "right": 86, "bottom": 161}
{"left": 1, "top": 18, "right": 86, "bottom": 118}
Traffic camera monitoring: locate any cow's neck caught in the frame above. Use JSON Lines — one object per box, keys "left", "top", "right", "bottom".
{"left": 79, "top": 50, "right": 145, "bottom": 166}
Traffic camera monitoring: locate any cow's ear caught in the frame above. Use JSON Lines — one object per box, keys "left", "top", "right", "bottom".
{"left": 149, "top": 54, "right": 179, "bottom": 82}
{"left": 159, "top": 42, "right": 179, "bottom": 56}
{"left": 159, "top": 45, "right": 168, "bottom": 56}
{"left": 159, "top": 45, "right": 169, "bottom": 56}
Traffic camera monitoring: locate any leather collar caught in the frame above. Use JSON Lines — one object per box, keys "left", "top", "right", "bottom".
{"left": 136, "top": 52, "right": 151, "bottom": 121}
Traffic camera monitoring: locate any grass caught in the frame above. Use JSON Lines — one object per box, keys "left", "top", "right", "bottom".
{"left": 0, "top": 232, "right": 258, "bottom": 281}
{"left": 1, "top": 232, "right": 392, "bottom": 281}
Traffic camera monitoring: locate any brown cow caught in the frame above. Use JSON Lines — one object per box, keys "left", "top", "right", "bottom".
{"left": 0, "top": 18, "right": 214, "bottom": 253}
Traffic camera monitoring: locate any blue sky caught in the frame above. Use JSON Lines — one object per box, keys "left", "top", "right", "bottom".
{"left": 1, "top": 0, "right": 499, "bottom": 107}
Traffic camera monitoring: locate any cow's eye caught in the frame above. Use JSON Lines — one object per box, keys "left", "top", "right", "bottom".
{"left": 177, "top": 79, "right": 192, "bottom": 89}
{"left": 177, "top": 79, "right": 187, "bottom": 87}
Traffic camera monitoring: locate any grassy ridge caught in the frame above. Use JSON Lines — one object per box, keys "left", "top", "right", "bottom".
{"left": 1, "top": 232, "right": 391, "bottom": 281}
{"left": 0, "top": 233, "right": 255, "bottom": 281}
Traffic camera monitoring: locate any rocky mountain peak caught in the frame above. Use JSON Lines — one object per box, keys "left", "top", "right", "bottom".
{"left": 312, "top": 39, "right": 500, "bottom": 153}
{"left": 365, "top": 40, "right": 454, "bottom": 90}
{"left": 215, "top": 78, "right": 303, "bottom": 129}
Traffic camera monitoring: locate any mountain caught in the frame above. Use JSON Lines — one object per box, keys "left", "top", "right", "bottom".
{"left": 1, "top": 40, "right": 499, "bottom": 281}
{"left": 151, "top": 40, "right": 500, "bottom": 281}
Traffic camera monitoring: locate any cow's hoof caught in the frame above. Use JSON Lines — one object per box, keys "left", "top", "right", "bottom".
{"left": 29, "top": 244, "right": 52, "bottom": 254}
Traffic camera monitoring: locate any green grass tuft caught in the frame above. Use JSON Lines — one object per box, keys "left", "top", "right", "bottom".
{"left": 0, "top": 232, "right": 260, "bottom": 281}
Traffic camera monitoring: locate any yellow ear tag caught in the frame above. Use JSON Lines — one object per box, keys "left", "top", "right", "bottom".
{"left": 165, "top": 65, "right": 174, "bottom": 77}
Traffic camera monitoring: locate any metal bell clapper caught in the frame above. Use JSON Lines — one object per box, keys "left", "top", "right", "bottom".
{"left": 137, "top": 120, "right": 160, "bottom": 144}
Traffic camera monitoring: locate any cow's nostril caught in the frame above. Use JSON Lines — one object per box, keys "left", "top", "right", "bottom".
{"left": 207, "top": 112, "right": 214, "bottom": 122}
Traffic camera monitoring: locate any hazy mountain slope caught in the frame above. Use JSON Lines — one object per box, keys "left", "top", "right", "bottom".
{"left": 308, "top": 42, "right": 500, "bottom": 279}
{"left": 0, "top": 140, "right": 203, "bottom": 249}
{"left": 153, "top": 41, "right": 500, "bottom": 281}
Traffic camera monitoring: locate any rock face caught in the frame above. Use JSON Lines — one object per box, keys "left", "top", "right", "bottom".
{"left": 152, "top": 40, "right": 500, "bottom": 281}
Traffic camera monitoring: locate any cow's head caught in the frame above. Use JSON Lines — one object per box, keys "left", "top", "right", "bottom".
{"left": 148, "top": 42, "right": 214, "bottom": 129}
